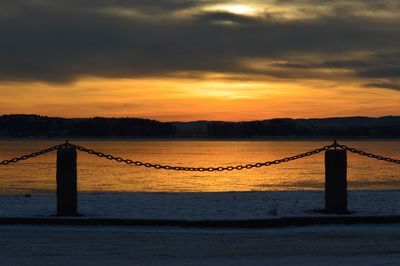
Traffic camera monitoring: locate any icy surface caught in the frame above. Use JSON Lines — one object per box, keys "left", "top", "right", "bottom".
{"left": 1, "top": 190, "right": 399, "bottom": 219}
{"left": 1, "top": 191, "right": 400, "bottom": 265}
{"left": 0, "top": 224, "right": 399, "bottom": 265}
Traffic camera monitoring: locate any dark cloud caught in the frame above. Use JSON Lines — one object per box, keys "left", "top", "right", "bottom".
{"left": 359, "top": 67, "right": 400, "bottom": 78}
{"left": 0, "top": 0, "right": 400, "bottom": 85}
{"left": 271, "top": 0, "right": 400, "bottom": 9}
{"left": 322, "top": 60, "right": 372, "bottom": 69}
{"left": 364, "top": 82, "right": 400, "bottom": 91}
{"left": 353, "top": 53, "right": 400, "bottom": 78}
{"left": 0, "top": 0, "right": 212, "bottom": 14}
{"left": 195, "top": 11, "right": 261, "bottom": 25}
{"left": 268, "top": 53, "right": 400, "bottom": 81}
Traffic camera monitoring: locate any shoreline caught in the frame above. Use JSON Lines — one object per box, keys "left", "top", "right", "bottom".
{"left": 2, "top": 188, "right": 400, "bottom": 196}
{"left": 1, "top": 137, "right": 400, "bottom": 141}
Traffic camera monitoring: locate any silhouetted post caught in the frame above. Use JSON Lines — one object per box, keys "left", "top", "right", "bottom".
{"left": 325, "top": 149, "right": 347, "bottom": 214}
{"left": 56, "top": 146, "right": 78, "bottom": 216}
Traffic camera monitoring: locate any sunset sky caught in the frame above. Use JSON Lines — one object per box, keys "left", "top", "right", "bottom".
{"left": 0, "top": 0, "right": 399, "bottom": 121}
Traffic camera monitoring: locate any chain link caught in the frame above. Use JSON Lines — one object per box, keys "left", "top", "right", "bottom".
{"left": 338, "top": 144, "right": 400, "bottom": 164}
{"left": 0, "top": 144, "right": 66, "bottom": 166}
{"left": 1, "top": 141, "right": 399, "bottom": 169}
{"left": 69, "top": 143, "right": 333, "bottom": 172}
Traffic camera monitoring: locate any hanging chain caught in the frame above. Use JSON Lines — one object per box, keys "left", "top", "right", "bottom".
{"left": 337, "top": 144, "right": 400, "bottom": 164}
{"left": 69, "top": 143, "right": 333, "bottom": 172}
{"left": 0, "top": 144, "right": 66, "bottom": 165}
{"left": 1, "top": 141, "right": 399, "bottom": 168}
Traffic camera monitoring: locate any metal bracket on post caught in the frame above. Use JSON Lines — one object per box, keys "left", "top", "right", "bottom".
{"left": 333, "top": 139, "right": 338, "bottom": 150}
{"left": 56, "top": 143, "right": 78, "bottom": 216}
{"left": 325, "top": 142, "right": 348, "bottom": 214}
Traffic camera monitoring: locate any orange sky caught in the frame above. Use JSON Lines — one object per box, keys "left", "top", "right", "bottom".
{"left": 1, "top": 75, "right": 399, "bottom": 121}
{"left": 1, "top": 1, "right": 399, "bottom": 121}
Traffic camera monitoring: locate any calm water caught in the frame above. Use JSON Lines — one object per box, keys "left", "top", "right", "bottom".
{"left": 0, "top": 140, "right": 399, "bottom": 194}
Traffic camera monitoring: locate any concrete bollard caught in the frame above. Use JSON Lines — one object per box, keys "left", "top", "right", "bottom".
{"left": 56, "top": 147, "right": 78, "bottom": 216}
{"left": 325, "top": 149, "right": 347, "bottom": 214}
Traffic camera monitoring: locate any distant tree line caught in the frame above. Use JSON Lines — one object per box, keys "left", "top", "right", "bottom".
{"left": 205, "top": 119, "right": 400, "bottom": 138}
{"left": 0, "top": 115, "right": 175, "bottom": 137}
{"left": 1, "top": 114, "right": 400, "bottom": 138}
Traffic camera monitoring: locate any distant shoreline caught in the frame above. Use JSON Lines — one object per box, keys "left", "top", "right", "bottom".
{"left": 2, "top": 114, "right": 400, "bottom": 139}
{"left": 1, "top": 136, "right": 400, "bottom": 141}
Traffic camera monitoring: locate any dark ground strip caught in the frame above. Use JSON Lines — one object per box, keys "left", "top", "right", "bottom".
{"left": 1, "top": 216, "right": 400, "bottom": 228}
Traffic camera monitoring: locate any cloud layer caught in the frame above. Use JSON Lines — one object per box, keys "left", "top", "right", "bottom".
{"left": 1, "top": 0, "right": 400, "bottom": 90}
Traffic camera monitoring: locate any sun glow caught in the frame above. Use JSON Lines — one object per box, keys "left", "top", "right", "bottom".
{"left": 205, "top": 4, "right": 259, "bottom": 16}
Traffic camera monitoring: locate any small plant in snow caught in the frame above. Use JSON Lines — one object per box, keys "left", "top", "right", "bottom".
{"left": 268, "top": 202, "right": 279, "bottom": 216}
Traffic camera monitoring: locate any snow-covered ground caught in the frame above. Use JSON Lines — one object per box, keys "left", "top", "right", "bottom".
{"left": 0, "top": 224, "right": 399, "bottom": 265}
{"left": 1, "top": 191, "right": 400, "bottom": 265}
{"left": 1, "top": 190, "right": 399, "bottom": 219}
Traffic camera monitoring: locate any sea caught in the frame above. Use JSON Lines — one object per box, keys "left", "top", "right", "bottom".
{"left": 0, "top": 139, "right": 399, "bottom": 194}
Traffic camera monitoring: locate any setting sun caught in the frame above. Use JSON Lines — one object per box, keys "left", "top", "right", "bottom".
{"left": 205, "top": 4, "right": 260, "bottom": 16}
